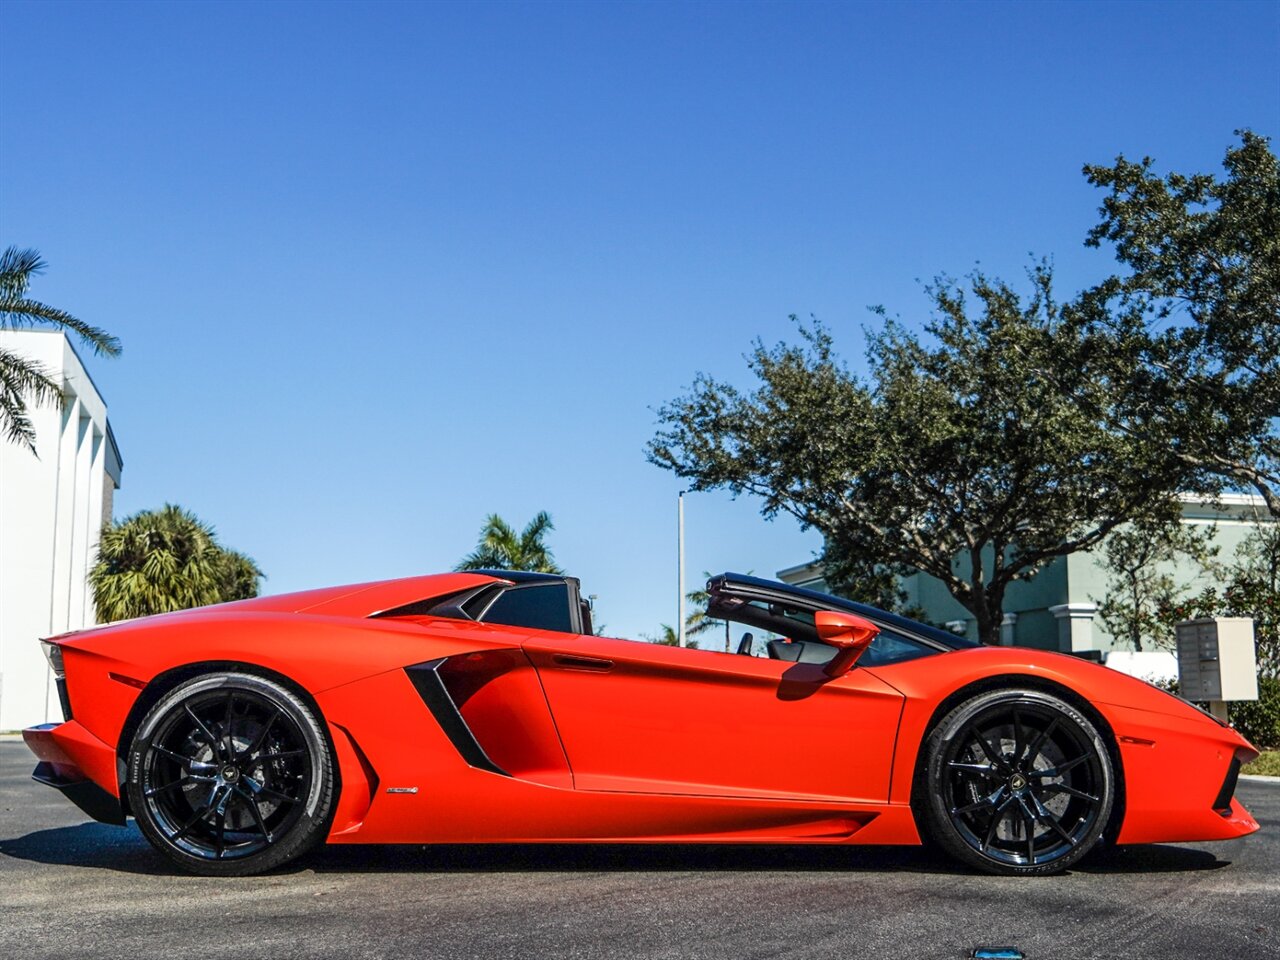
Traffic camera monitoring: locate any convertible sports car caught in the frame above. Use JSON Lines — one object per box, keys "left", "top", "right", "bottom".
{"left": 24, "top": 571, "right": 1259, "bottom": 877}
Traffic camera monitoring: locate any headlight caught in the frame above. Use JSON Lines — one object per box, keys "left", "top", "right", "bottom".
{"left": 41, "top": 641, "right": 65, "bottom": 679}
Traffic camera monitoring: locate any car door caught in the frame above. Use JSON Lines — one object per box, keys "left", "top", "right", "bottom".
{"left": 521, "top": 631, "right": 905, "bottom": 803}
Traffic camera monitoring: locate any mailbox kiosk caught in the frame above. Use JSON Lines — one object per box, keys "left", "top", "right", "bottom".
{"left": 1175, "top": 617, "right": 1259, "bottom": 722}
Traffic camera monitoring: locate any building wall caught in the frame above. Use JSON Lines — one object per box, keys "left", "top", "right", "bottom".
{"left": 0, "top": 331, "right": 121, "bottom": 730}
{"left": 778, "top": 494, "right": 1275, "bottom": 655}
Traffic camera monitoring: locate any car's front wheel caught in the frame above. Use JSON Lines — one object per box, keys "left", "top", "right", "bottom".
{"left": 125, "top": 672, "right": 335, "bottom": 876}
{"left": 920, "top": 688, "right": 1115, "bottom": 876}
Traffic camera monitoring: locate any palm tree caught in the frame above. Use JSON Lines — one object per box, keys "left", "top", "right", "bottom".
{"left": 90, "top": 504, "right": 263, "bottom": 622}
{"left": 1, "top": 247, "right": 121, "bottom": 451}
{"left": 643, "top": 624, "right": 700, "bottom": 649}
{"left": 685, "top": 570, "right": 754, "bottom": 651}
{"left": 455, "top": 511, "right": 564, "bottom": 574}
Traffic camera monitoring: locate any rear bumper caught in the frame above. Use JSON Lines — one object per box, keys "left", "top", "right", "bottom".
{"left": 23, "top": 722, "right": 126, "bottom": 826}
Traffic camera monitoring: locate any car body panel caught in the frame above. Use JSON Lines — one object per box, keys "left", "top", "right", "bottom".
{"left": 25, "top": 571, "right": 1259, "bottom": 854}
{"left": 523, "top": 630, "right": 904, "bottom": 802}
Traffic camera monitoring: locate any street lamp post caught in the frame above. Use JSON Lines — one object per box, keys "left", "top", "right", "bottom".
{"left": 677, "top": 490, "right": 686, "bottom": 648}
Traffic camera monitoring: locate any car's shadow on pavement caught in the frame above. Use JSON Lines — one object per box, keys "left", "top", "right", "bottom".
{"left": 0, "top": 822, "right": 1233, "bottom": 877}
{"left": 0, "top": 823, "right": 178, "bottom": 875}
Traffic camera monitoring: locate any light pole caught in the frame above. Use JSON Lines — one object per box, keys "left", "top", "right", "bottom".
{"left": 677, "top": 490, "right": 686, "bottom": 648}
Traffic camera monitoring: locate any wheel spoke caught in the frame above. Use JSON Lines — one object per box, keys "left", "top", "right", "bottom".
{"left": 169, "top": 801, "right": 214, "bottom": 842}
{"left": 970, "top": 727, "right": 1007, "bottom": 769}
{"left": 1040, "top": 782, "right": 1099, "bottom": 803}
{"left": 235, "top": 786, "right": 273, "bottom": 843}
{"left": 980, "top": 796, "right": 1016, "bottom": 852}
{"left": 1021, "top": 717, "right": 1060, "bottom": 767}
{"left": 238, "top": 708, "right": 281, "bottom": 761}
{"left": 144, "top": 778, "right": 189, "bottom": 798}
{"left": 1044, "top": 813, "right": 1077, "bottom": 846}
{"left": 948, "top": 760, "right": 997, "bottom": 776}
{"left": 1011, "top": 707, "right": 1025, "bottom": 764}
{"left": 1054, "top": 754, "right": 1090, "bottom": 776}
{"left": 223, "top": 691, "right": 237, "bottom": 759}
{"left": 215, "top": 807, "right": 226, "bottom": 859}
{"left": 151, "top": 744, "right": 193, "bottom": 767}
{"left": 952, "top": 785, "right": 1006, "bottom": 816}
{"left": 245, "top": 749, "right": 305, "bottom": 765}
{"left": 1015, "top": 797, "right": 1037, "bottom": 865}
{"left": 255, "top": 786, "right": 299, "bottom": 805}
{"left": 1035, "top": 754, "right": 1090, "bottom": 779}
{"left": 1028, "top": 791, "right": 1078, "bottom": 847}
{"left": 184, "top": 703, "right": 223, "bottom": 761}
{"left": 241, "top": 776, "right": 300, "bottom": 805}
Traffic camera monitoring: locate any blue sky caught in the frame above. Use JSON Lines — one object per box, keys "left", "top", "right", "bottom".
{"left": 2, "top": 0, "right": 1277, "bottom": 641}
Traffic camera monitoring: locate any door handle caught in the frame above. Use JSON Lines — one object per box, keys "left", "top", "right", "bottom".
{"left": 552, "top": 654, "right": 614, "bottom": 672}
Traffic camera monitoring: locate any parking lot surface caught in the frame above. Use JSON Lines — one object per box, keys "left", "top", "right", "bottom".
{"left": 1, "top": 742, "right": 1277, "bottom": 959}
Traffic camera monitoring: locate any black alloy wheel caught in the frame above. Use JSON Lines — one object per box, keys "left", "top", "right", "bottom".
{"left": 126, "top": 673, "right": 335, "bottom": 876}
{"left": 920, "top": 688, "right": 1114, "bottom": 876}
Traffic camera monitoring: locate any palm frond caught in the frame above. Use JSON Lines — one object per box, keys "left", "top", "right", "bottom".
{"left": 0, "top": 348, "right": 62, "bottom": 451}
{"left": 0, "top": 297, "right": 122, "bottom": 356}
{"left": 0, "top": 348, "right": 61, "bottom": 402}
{"left": 0, "top": 247, "right": 44, "bottom": 299}
{"left": 0, "top": 383, "right": 37, "bottom": 451}
{"left": 522, "top": 511, "right": 555, "bottom": 542}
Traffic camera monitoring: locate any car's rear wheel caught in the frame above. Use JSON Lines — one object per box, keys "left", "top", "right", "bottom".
{"left": 125, "top": 672, "right": 334, "bottom": 876}
{"left": 920, "top": 688, "right": 1114, "bottom": 876}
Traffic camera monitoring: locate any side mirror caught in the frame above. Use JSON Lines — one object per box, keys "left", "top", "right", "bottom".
{"left": 815, "top": 611, "right": 880, "bottom": 678}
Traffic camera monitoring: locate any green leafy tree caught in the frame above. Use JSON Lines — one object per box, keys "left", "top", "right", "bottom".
{"left": 1092, "top": 506, "right": 1219, "bottom": 652}
{"left": 1234, "top": 514, "right": 1280, "bottom": 593}
{"left": 0, "top": 247, "right": 121, "bottom": 451}
{"left": 90, "top": 504, "right": 263, "bottom": 622}
{"left": 817, "top": 543, "right": 928, "bottom": 618}
{"left": 1081, "top": 131, "right": 1279, "bottom": 516}
{"left": 1163, "top": 522, "right": 1280, "bottom": 679}
{"left": 455, "top": 511, "right": 564, "bottom": 574}
{"left": 650, "top": 266, "right": 1174, "bottom": 645}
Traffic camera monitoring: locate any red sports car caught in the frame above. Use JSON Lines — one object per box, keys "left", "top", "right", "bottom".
{"left": 24, "top": 571, "right": 1259, "bottom": 877}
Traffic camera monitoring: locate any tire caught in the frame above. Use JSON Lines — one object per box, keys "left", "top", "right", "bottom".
{"left": 125, "top": 672, "right": 335, "bottom": 876}
{"left": 919, "top": 688, "right": 1114, "bottom": 876}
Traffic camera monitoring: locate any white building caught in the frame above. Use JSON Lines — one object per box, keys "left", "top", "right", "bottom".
{"left": 0, "top": 330, "right": 122, "bottom": 730}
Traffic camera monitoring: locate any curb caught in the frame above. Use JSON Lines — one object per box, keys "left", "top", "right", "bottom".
{"left": 1240, "top": 773, "right": 1280, "bottom": 783}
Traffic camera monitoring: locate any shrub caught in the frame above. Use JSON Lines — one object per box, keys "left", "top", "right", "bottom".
{"left": 1231, "top": 676, "right": 1280, "bottom": 750}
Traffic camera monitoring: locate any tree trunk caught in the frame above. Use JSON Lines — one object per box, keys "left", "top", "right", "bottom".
{"left": 972, "top": 605, "right": 1001, "bottom": 646}
{"left": 969, "top": 582, "right": 1006, "bottom": 645}
{"left": 1130, "top": 578, "right": 1144, "bottom": 652}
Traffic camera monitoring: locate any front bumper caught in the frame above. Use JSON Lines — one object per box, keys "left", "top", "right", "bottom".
{"left": 1102, "top": 704, "right": 1260, "bottom": 844}
{"left": 23, "top": 722, "right": 126, "bottom": 826}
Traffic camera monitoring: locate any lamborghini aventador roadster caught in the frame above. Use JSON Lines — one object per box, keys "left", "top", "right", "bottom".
{"left": 24, "top": 571, "right": 1259, "bottom": 877}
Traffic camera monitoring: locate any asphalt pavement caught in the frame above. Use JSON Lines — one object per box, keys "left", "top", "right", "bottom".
{"left": 1, "top": 742, "right": 1277, "bottom": 960}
